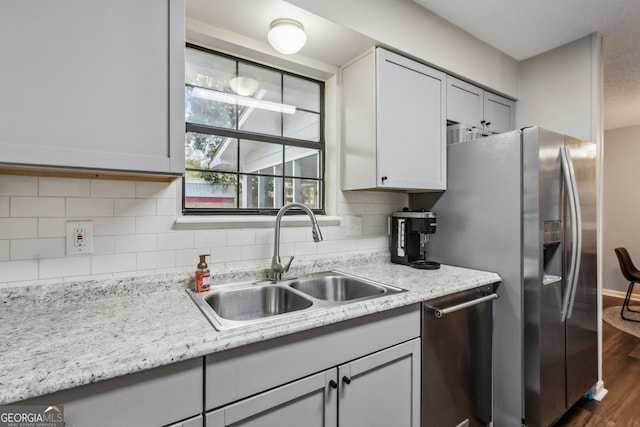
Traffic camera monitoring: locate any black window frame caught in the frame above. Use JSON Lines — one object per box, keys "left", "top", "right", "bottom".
{"left": 183, "top": 43, "right": 326, "bottom": 216}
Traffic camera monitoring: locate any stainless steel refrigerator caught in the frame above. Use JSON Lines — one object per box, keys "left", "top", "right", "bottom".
{"left": 412, "top": 127, "right": 598, "bottom": 427}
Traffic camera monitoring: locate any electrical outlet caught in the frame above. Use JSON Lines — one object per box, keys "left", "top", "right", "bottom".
{"left": 347, "top": 216, "right": 363, "bottom": 236}
{"left": 66, "top": 221, "right": 94, "bottom": 255}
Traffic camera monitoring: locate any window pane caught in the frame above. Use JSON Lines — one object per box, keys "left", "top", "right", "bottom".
{"left": 283, "top": 110, "right": 320, "bottom": 141}
{"left": 239, "top": 139, "right": 282, "bottom": 174}
{"left": 186, "top": 132, "right": 238, "bottom": 172}
{"left": 284, "top": 147, "right": 320, "bottom": 178}
{"left": 184, "top": 174, "right": 237, "bottom": 209}
{"left": 284, "top": 75, "right": 320, "bottom": 112}
{"left": 186, "top": 86, "right": 238, "bottom": 129}
{"left": 240, "top": 175, "right": 283, "bottom": 209}
{"left": 285, "top": 178, "right": 320, "bottom": 208}
{"left": 238, "top": 63, "right": 281, "bottom": 103}
{"left": 186, "top": 49, "right": 235, "bottom": 91}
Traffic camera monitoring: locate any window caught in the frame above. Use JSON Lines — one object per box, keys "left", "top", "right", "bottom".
{"left": 184, "top": 44, "right": 324, "bottom": 215}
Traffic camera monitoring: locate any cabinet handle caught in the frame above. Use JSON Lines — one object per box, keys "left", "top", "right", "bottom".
{"left": 485, "top": 121, "right": 491, "bottom": 127}
{"left": 342, "top": 376, "right": 351, "bottom": 385}
{"left": 329, "top": 380, "right": 338, "bottom": 389}
{"left": 480, "top": 120, "right": 486, "bottom": 125}
{"left": 381, "top": 176, "right": 388, "bottom": 183}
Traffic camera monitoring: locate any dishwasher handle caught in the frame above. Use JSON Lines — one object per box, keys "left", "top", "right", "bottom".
{"left": 426, "top": 293, "right": 498, "bottom": 318}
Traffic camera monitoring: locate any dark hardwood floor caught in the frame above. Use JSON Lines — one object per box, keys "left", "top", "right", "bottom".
{"left": 555, "top": 295, "right": 640, "bottom": 426}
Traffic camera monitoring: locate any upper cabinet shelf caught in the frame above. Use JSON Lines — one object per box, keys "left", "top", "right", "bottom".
{"left": 446, "top": 76, "right": 515, "bottom": 134}
{"left": 0, "top": 0, "right": 185, "bottom": 179}
{"left": 342, "top": 48, "right": 447, "bottom": 191}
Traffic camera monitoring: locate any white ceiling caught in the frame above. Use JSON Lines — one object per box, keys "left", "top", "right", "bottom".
{"left": 413, "top": 0, "right": 640, "bottom": 130}
{"left": 187, "top": 0, "right": 640, "bottom": 131}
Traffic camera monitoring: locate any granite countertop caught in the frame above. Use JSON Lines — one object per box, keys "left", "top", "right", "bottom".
{"left": 0, "top": 252, "right": 501, "bottom": 404}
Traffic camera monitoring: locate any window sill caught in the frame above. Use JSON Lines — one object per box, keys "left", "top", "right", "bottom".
{"left": 174, "top": 215, "right": 342, "bottom": 230}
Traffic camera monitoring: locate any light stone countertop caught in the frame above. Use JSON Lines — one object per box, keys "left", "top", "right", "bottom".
{"left": 0, "top": 251, "right": 501, "bottom": 404}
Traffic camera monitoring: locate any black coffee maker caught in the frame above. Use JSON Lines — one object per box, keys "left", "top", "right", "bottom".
{"left": 390, "top": 209, "right": 440, "bottom": 269}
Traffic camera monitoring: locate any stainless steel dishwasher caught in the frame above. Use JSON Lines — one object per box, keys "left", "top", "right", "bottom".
{"left": 422, "top": 284, "right": 499, "bottom": 427}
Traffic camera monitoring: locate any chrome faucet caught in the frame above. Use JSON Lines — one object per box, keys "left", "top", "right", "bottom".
{"left": 270, "top": 202, "right": 323, "bottom": 281}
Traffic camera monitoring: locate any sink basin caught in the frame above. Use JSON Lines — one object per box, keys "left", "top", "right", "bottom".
{"left": 187, "top": 271, "right": 406, "bottom": 331}
{"left": 205, "top": 286, "right": 312, "bottom": 321}
{"left": 289, "top": 275, "right": 386, "bottom": 301}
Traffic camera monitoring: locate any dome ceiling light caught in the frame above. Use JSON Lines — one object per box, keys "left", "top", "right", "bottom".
{"left": 267, "top": 19, "right": 307, "bottom": 55}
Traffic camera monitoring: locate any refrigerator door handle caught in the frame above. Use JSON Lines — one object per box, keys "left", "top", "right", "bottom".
{"left": 560, "top": 147, "right": 582, "bottom": 321}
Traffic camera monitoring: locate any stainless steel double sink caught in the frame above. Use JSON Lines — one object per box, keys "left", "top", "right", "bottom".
{"left": 187, "top": 271, "right": 406, "bottom": 330}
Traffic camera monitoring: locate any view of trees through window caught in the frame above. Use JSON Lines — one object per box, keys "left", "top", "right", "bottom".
{"left": 184, "top": 45, "right": 324, "bottom": 214}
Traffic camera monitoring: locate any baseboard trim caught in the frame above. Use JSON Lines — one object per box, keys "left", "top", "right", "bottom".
{"left": 602, "top": 288, "right": 640, "bottom": 301}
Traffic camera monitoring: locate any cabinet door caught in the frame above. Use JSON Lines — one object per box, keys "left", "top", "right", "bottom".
{"left": 483, "top": 91, "right": 515, "bottom": 134}
{"left": 0, "top": 0, "right": 185, "bottom": 176}
{"left": 338, "top": 338, "right": 421, "bottom": 427}
{"left": 446, "top": 76, "right": 483, "bottom": 128}
{"left": 20, "top": 358, "right": 203, "bottom": 427}
{"left": 376, "top": 49, "right": 446, "bottom": 190}
{"left": 206, "top": 370, "right": 337, "bottom": 427}
{"left": 167, "top": 414, "right": 203, "bottom": 427}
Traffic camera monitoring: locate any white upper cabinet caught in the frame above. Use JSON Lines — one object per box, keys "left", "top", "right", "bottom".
{"left": 0, "top": 0, "right": 185, "bottom": 177}
{"left": 446, "top": 75, "right": 515, "bottom": 134}
{"left": 342, "top": 48, "right": 447, "bottom": 191}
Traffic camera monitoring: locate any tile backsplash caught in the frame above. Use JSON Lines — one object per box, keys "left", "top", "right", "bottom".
{"left": 0, "top": 175, "right": 408, "bottom": 287}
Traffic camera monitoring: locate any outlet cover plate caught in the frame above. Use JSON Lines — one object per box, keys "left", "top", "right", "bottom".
{"left": 66, "top": 220, "right": 94, "bottom": 255}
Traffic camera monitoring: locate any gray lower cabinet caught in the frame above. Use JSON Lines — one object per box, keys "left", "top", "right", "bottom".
{"left": 205, "top": 338, "right": 421, "bottom": 427}
{"left": 206, "top": 370, "right": 338, "bottom": 427}
{"left": 338, "top": 339, "right": 421, "bottom": 427}
{"left": 168, "top": 414, "right": 204, "bottom": 427}
{"left": 19, "top": 358, "right": 203, "bottom": 427}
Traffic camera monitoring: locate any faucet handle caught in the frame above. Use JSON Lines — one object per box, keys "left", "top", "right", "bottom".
{"left": 283, "top": 256, "right": 294, "bottom": 273}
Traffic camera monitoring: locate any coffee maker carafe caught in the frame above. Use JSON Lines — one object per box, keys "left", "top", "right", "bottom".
{"left": 390, "top": 209, "right": 440, "bottom": 269}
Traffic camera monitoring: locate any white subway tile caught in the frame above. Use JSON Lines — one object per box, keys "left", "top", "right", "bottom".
{"left": 176, "top": 248, "right": 211, "bottom": 268}
{"left": 0, "top": 260, "right": 39, "bottom": 282}
{"left": 91, "top": 253, "right": 136, "bottom": 274}
{"left": 337, "top": 239, "right": 359, "bottom": 252}
{"left": 210, "top": 246, "right": 242, "bottom": 263}
{"left": 67, "top": 198, "right": 114, "bottom": 217}
{"left": 0, "top": 218, "right": 38, "bottom": 239}
{"left": 39, "top": 256, "right": 91, "bottom": 279}
{"left": 11, "top": 197, "right": 66, "bottom": 217}
{"left": 11, "top": 238, "right": 65, "bottom": 260}
{"left": 38, "top": 218, "right": 67, "bottom": 238}
{"left": 0, "top": 197, "right": 8, "bottom": 217}
{"left": 278, "top": 228, "right": 307, "bottom": 243}
{"left": 0, "top": 240, "right": 9, "bottom": 261}
{"left": 365, "top": 203, "right": 384, "bottom": 214}
{"left": 316, "top": 240, "right": 339, "bottom": 255}
{"left": 135, "top": 216, "right": 176, "bottom": 234}
{"left": 114, "top": 235, "right": 157, "bottom": 253}
{"left": 242, "top": 244, "right": 271, "bottom": 260}
{"left": 137, "top": 251, "right": 175, "bottom": 270}
{"left": 93, "top": 217, "right": 136, "bottom": 236}
{"left": 227, "top": 230, "right": 255, "bottom": 246}
{"left": 135, "top": 181, "right": 176, "bottom": 199}
{"left": 193, "top": 231, "right": 227, "bottom": 248}
{"left": 293, "top": 241, "right": 319, "bottom": 256}
{"left": 115, "top": 199, "right": 156, "bottom": 216}
{"left": 93, "top": 236, "right": 115, "bottom": 255}
{"left": 157, "top": 233, "right": 194, "bottom": 250}
{"left": 0, "top": 176, "right": 38, "bottom": 196}
{"left": 156, "top": 198, "right": 178, "bottom": 215}
{"left": 91, "top": 180, "right": 136, "bottom": 198}
{"left": 255, "top": 229, "right": 276, "bottom": 245}
{"left": 39, "top": 177, "right": 90, "bottom": 197}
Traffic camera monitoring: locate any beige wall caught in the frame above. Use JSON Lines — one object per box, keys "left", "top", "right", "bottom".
{"left": 602, "top": 125, "right": 640, "bottom": 293}
{"left": 284, "top": 0, "right": 520, "bottom": 98}
{"left": 517, "top": 34, "right": 601, "bottom": 143}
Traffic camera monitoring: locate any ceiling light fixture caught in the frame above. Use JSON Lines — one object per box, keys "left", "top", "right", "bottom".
{"left": 267, "top": 19, "right": 307, "bottom": 55}
{"left": 229, "top": 77, "right": 259, "bottom": 97}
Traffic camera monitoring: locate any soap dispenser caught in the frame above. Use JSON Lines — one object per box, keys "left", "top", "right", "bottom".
{"left": 195, "top": 254, "right": 211, "bottom": 292}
